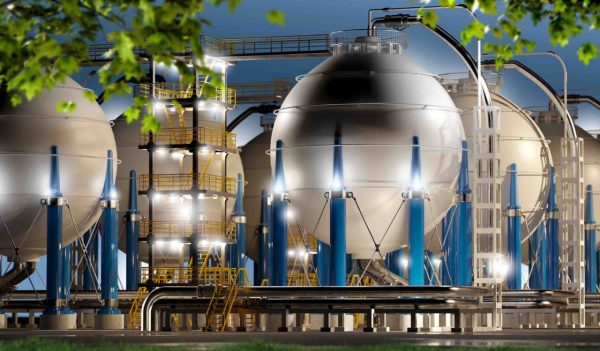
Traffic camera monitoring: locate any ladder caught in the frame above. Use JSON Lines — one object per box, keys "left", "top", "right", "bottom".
{"left": 472, "top": 106, "right": 503, "bottom": 331}
{"left": 559, "top": 137, "right": 585, "bottom": 327}
{"left": 128, "top": 287, "right": 148, "bottom": 329}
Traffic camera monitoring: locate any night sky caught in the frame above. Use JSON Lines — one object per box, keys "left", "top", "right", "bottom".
{"left": 9, "top": 1, "right": 599, "bottom": 291}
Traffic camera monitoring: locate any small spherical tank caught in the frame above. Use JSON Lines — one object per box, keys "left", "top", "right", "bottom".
{"left": 0, "top": 77, "right": 116, "bottom": 262}
{"left": 270, "top": 32, "right": 465, "bottom": 259}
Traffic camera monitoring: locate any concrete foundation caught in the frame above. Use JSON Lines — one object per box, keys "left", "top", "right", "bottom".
{"left": 40, "top": 314, "right": 77, "bottom": 330}
{"left": 95, "top": 314, "right": 124, "bottom": 330}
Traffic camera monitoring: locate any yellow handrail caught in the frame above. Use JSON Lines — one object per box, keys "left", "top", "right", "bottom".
{"left": 139, "top": 173, "right": 237, "bottom": 193}
{"left": 139, "top": 220, "right": 236, "bottom": 241}
{"left": 139, "top": 127, "right": 237, "bottom": 149}
{"left": 136, "top": 82, "right": 236, "bottom": 106}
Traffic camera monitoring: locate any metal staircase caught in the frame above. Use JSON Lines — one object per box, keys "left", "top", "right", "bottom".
{"left": 128, "top": 287, "right": 148, "bottom": 329}
{"left": 204, "top": 269, "right": 244, "bottom": 332}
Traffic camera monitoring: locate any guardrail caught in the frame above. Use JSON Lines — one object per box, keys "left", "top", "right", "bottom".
{"left": 139, "top": 220, "right": 236, "bottom": 241}
{"left": 139, "top": 173, "right": 236, "bottom": 194}
{"left": 140, "top": 267, "right": 250, "bottom": 286}
{"left": 136, "top": 82, "right": 236, "bottom": 105}
{"left": 140, "top": 127, "right": 237, "bottom": 149}
{"left": 231, "top": 80, "right": 293, "bottom": 103}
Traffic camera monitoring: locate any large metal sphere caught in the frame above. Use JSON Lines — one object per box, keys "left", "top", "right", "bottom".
{"left": 114, "top": 110, "right": 244, "bottom": 264}
{"left": 270, "top": 49, "right": 465, "bottom": 259}
{"left": 0, "top": 77, "right": 116, "bottom": 261}
{"left": 537, "top": 120, "right": 600, "bottom": 244}
{"left": 452, "top": 90, "right": 552, "bottom": 236}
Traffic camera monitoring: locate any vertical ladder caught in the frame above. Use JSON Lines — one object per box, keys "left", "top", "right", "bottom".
{"left": 559, "top": 137, "right": 585, "bottom": 327}
{"left": 472, "top": 106, "right": 502, "bottom": 330}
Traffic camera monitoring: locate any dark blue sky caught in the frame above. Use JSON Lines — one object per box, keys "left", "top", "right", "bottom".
{"left": 10, "top": 1, "right": 599, "bottom": 291}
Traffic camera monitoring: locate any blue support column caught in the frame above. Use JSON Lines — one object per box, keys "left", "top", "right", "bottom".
{"left": 83, "top": 229, "right": 98, "bottom": 290}
{"left": 506, "top": 163, "right": 522, "bottom": 290}
{"left": 258, "top": 190, "right": 269, "bottom": 284}
{"left": 408, "top": 136, "right": 425, "bottom": 286}
{"left": 330, "top": 133, "right": 347, "bottom": 286}
{"left": 316, "top": 240, "right": 330, "bottom": 286}
{"left": 271, "top": 140, "right": 288, "bottom": 286}
{"left": 61, "top": 244, "right": 73, "bottom": 313}
{"left": 529, "top": 222, "right": 547, "bottom": 289}
{"left": 43, "top": 145, "right": 65, "bottom": 315}
{"left": 99, "top": 150, "right": 120, "bottom": 315}
{"left": 546, "top": 166, "right": 560, "bottom": 290}
{"left": 126, "top": 170, "right": 140, "bottom": 291}
{"left": 585, "top": 185, "right": 597, "bottom": 293}
{"left": 230, "top": 174, "right": 247, "bottom": 273}
{"left": 455, "top": 140, "right": 473, "bottom": 286}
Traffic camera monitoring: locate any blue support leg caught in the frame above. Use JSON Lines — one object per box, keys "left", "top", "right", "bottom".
{"left": 231, "top": 174, "right": 247, "bottom": 282}
{"left": 258, "top": 190, "right": 269, "bottom": 284}
{"left": 272, "top": 140, "right": 288, "bottom": 286}
{"left": 408, "top": 136, "right": 425, "bottom": 286}
{"left": 506, "top": 163, "right": 522, "bottom": 290}
{"left": 585, "top": 184, "right": 597, "bottom": 293}
{"left": 316, "top": 240, "right": 331, "bottom": 286}
{"left": 330, "top": 132, "right": 347, "bottom": 286}
{"left": 44, "top": 145, "right": 64, "bottom": 315}
{"left": 99, "top": 150, "right": 120, "bottom": 315}
{"left": 546, "top": 167, "right": 560, "bottom": 290}
{"left": 126, "top": 170, "right": 140, "bottom": 291}
{"left": 455, "top": 140, "right": 473, "bottom": 286}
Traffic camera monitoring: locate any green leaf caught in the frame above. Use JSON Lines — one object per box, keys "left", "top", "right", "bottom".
{"left": 83, "top": 90, "right": 97, "bottom": 103}
{"left": 461, "top": 21, "right": 488, "bottom": 45}
{"left": 417, "top": 8, "right": 439, "bottom": 29}
{"left": 266, "top": 10, "right": 285, "bottom": 26}
{"left": 578, "top": 42, "right": 598, "bottom": 65}
{"left": 56, "top": 101, "right": 77, "bottom": 113}
{"left": 141, "top": 114, "right": 161, "bottom": 133}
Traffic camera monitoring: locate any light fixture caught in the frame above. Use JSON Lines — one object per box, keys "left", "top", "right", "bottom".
{"left": 401, "top": 257, "right": 409, "bottom": 269}
{"left": 152, "top": 193, "right": 162, "bottom": 201}
{"left": 286, "top": 209, "right": 294, "bottom": 220}
{"left": 153, "top": 102, "right": 164, "bottom": 110}
{"left": 287, "top": 250, "right": 295, "bottom": 257}
{"left": 156, "top": 148, "right": 168, "bottom": 156}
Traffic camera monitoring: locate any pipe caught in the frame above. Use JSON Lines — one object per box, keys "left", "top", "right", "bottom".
{"left": 226, "top": 104, "right": 280, "bottom": 132}
{"left": 126, "top": 170, "right": 140, "bottom": 291}
{"left": 99, "top": 150, "right": 120, "bottom": 315}
{"left": 330, "top": 133, "right": 346, "bottom": 286}
{"left": 258, "top": 190, "right": 269, "bottom": 284}
{"left": 271, "top": 140, "right": 288, "bottom": 286}
{"left": 230, "top": 173, "right": 247, "bottom": 272}
{"left": 585, "top": 185, "right": 597, "bottom": 293}
{"left": 546, "top": 166, "right": 560, "bottom": 290}
{"left": 357, "top": 259, "right": 406, "bottom": 285}
{"left": 316, "top": 240, "right": 331, "bottom": 286}
{"left": 408, "top": 136, "right": 425, "bottom": 286}
{"left": 43, "top": 145, "right": 65, "bottom": 315}
{"left": 0, "top": 261, "right": 36, "bottom": 296}
{"left": 506, "top": 163, "right": 522, "bottom": 290}
{"left": 564, "top": 94, "right": 600, "bottom": 111}
{"left": 455, "top": 140, "right": 473, "bottom": 286}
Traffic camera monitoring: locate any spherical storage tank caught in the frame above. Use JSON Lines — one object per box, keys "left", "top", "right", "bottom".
{"left": 270, "top": 31, "right": 465, "bottom": 259}
{"left": 0, "top": 77, "right": 116, "bottom": 262}
{"left": 440, "top": 75, "right": 552, "bottom": 247}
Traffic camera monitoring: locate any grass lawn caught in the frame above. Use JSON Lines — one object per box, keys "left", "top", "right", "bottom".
{"left": 0, "top": 338, "right": 577, "bottom": 351}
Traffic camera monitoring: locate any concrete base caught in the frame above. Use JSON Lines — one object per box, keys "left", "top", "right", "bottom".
{"left": 40, "top": 314, "right": 77, "bottom": 330}
{"left": 0, "top": 314, "right": 6, "bottom": 329}
{"left": 95, "top": 314, "right": 124, "bottom": 330}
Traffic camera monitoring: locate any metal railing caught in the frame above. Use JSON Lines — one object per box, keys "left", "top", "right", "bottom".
{"left": 287, "top": 273, "right": 317, "bottom": 286}
{"left": 139, "top": 173, "right": 237, "bottom": 194}
{"left": 140, "top": 127, "right": 237, "bottom": 149}
{"left": 231, "top": 79, "right": 293, "bottom": 103}
{"left": 136, "top": 82, "right": 236, "bottom": 105}
{"left": 201, "top": 34, "right": 330, "bottom": 57}
{"left": 287, "top": 233, "right": 317, "bottom": 252}
{"left": 139, "top": 220, "right": 236, "bottom": 241}
{"left": 140, "top": 266, "right": 250, "bottom": 286}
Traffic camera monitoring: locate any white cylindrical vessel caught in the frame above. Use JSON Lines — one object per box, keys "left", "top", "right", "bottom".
{"left": 0, "top": 77, "right": 116, "bottom": 261}
{"left": 270, "top": 31, "right": 465, "bottom": 259}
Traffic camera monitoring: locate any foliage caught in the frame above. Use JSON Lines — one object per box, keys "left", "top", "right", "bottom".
{"left": 417, "top": 0, "right": 599, "bottom": 67}
{"left": 0, "top": 1, "right": 284, "bottom": 132}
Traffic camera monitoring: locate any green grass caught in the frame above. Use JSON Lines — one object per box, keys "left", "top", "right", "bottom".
{"left": 0, "top": 338, "right": 578, "bottom": 351}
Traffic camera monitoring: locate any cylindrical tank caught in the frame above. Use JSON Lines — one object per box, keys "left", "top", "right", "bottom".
{"left": 446, "top": 75, "right": 552, "bottom": 238}
{"left": 270, "top": 31, "right": 465, "bottom": 259}
{"left": 535, "top": 110, "right": 600, "bottom": 245}
{"left": 0, "top": 77, "right": 116, "bottom": 262}
{"left": 114, "top": 107, "right": 244, "bottom": 263}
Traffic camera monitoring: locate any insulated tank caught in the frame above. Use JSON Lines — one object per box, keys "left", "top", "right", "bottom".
{"left": 270, "top": 31, "right": 465, "bottom": 259}
{"left": 114, "top": 107, "right": 244, "bottom": 263}
{"left": 534, "top": 107, "right": 600, "bottom": 244}
{"left": 443, "top": 74, "right": 552, "bottom": 244}
{"left": 0, "top": 77, "right": 116, "bottom": 262}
